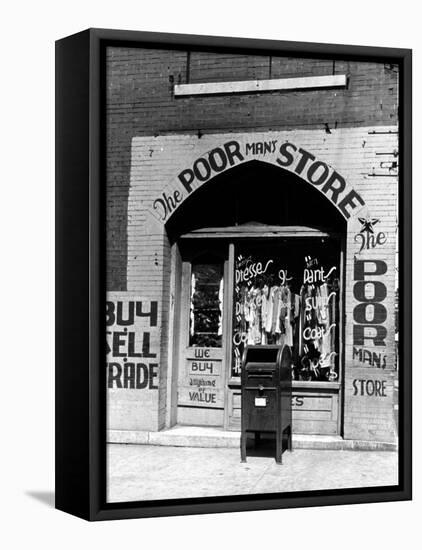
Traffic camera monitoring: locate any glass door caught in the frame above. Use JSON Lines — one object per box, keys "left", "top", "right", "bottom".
{"left": 176, "top": 245, "right": 229, "bottom": 427}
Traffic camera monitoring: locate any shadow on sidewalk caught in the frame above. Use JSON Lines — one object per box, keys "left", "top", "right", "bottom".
{"left": 245, "top": 434, "right": 290, "bottom": 458}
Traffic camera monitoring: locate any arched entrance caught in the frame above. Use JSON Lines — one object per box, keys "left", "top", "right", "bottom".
{"left": 166, "top": 161, "right": 347, "bottom": 434}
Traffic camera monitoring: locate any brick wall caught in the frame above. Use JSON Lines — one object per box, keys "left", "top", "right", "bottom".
{"left": 106, "top": 47, "right": 398, "bottom": 290}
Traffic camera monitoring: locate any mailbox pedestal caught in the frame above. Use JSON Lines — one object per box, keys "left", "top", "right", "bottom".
{"left": 240, "top": 345, "right": 292, "bottom": 464}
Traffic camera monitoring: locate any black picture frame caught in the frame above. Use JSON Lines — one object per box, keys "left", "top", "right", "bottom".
{"left": 55, "top": 28, "right": 412, "bottom": 521}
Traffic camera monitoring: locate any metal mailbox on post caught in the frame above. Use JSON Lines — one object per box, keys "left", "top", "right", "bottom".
{"left": 240, "top": 345, "right": 292, "bottom": 464}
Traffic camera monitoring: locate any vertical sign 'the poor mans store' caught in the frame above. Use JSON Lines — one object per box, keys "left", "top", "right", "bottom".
{"left": 106, "top": 293, "right": 160, "bottom": 432}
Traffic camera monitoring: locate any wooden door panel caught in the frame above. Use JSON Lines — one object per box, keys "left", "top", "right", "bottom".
{"left": 227, "top": 387, "right": 339, "bottom": 434}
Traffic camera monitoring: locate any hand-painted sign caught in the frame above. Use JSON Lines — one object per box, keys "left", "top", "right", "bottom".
{"left": 353, "top": 347, "right": 387, "bottom": 369}
{"left": 106, "top": 299, "right": 159, "bottom": 390}
{"left": 179, "top": 348, "right": 224, "bottom": 408}
{"left": 352, "top": 378, "right": 387, "bottom": 397}
{"left": 152, "top": 139, "right": 366, "bottom": 223}
{"left": 353, "top": 258, "right": 388, "bottom": 347}
{"left": 354, "top": 217, "right": 387, "bottom": 253}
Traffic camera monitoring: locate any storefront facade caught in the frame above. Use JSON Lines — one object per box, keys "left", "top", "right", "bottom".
{"left": 105, "top": 47, "right": 398, "bottom": 445}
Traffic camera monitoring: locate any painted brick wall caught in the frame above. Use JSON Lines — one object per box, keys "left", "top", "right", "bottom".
{"left": 106, "top": 292, "right": 162, "bottom": 431}
{"left": 117, "top": 127, "right": 397, "bottom": 439}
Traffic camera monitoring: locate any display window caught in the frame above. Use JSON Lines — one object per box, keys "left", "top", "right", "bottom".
{"left": 189, "top": 262, "right": 224, "bottom": 348}
{"left": 232, "top": 239, "right": 341, "bottom": 382}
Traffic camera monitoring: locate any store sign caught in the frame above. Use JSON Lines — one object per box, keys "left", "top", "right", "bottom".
{"left": 178, "top": 348, "right": 224, "bottom": 408}
{"left": 353, "top": 258, "right": 388, "bottom": 347}
{"left": 345, "top": 368, "right": 392, "bottom": 405}
{"left": 354, "top": 217, "right": 388, "bottom": 254}
{"left": 353, "top": 347, "right": 387, "bottom": 369}
{"left": 152, "top": 139, "right": 366, "bottom": 223}
{"left": 106, "top": 297, "right": 159, "bottom": 390}
{"left": 352, "top": 378, "right": 387, "bottom": 397}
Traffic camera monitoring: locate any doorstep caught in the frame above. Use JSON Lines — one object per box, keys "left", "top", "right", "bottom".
{"left": 108, "top": 426, "right": 397, "bottom": 451}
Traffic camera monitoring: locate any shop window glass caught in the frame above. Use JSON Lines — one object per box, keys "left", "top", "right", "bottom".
{"left": 232, "top": 241, "right": 340, "bottom": 381}
{"left": 189, "top": 263, "right": 224, "bottom": 347}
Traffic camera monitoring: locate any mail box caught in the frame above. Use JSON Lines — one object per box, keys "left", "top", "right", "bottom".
{"left": 240, "top": 345, "right": 292, "bottom": 464}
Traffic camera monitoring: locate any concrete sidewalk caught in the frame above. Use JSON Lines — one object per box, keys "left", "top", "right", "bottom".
{"left": 108, "top": 425, "right": 398, "bottom": 451}
{"left": 107, "top": 442, "right": 398, "bottom": 503}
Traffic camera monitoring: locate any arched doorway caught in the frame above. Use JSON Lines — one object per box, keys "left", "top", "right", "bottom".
{"left": 166, "top": 161, "right": 347, "bottom": 434}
